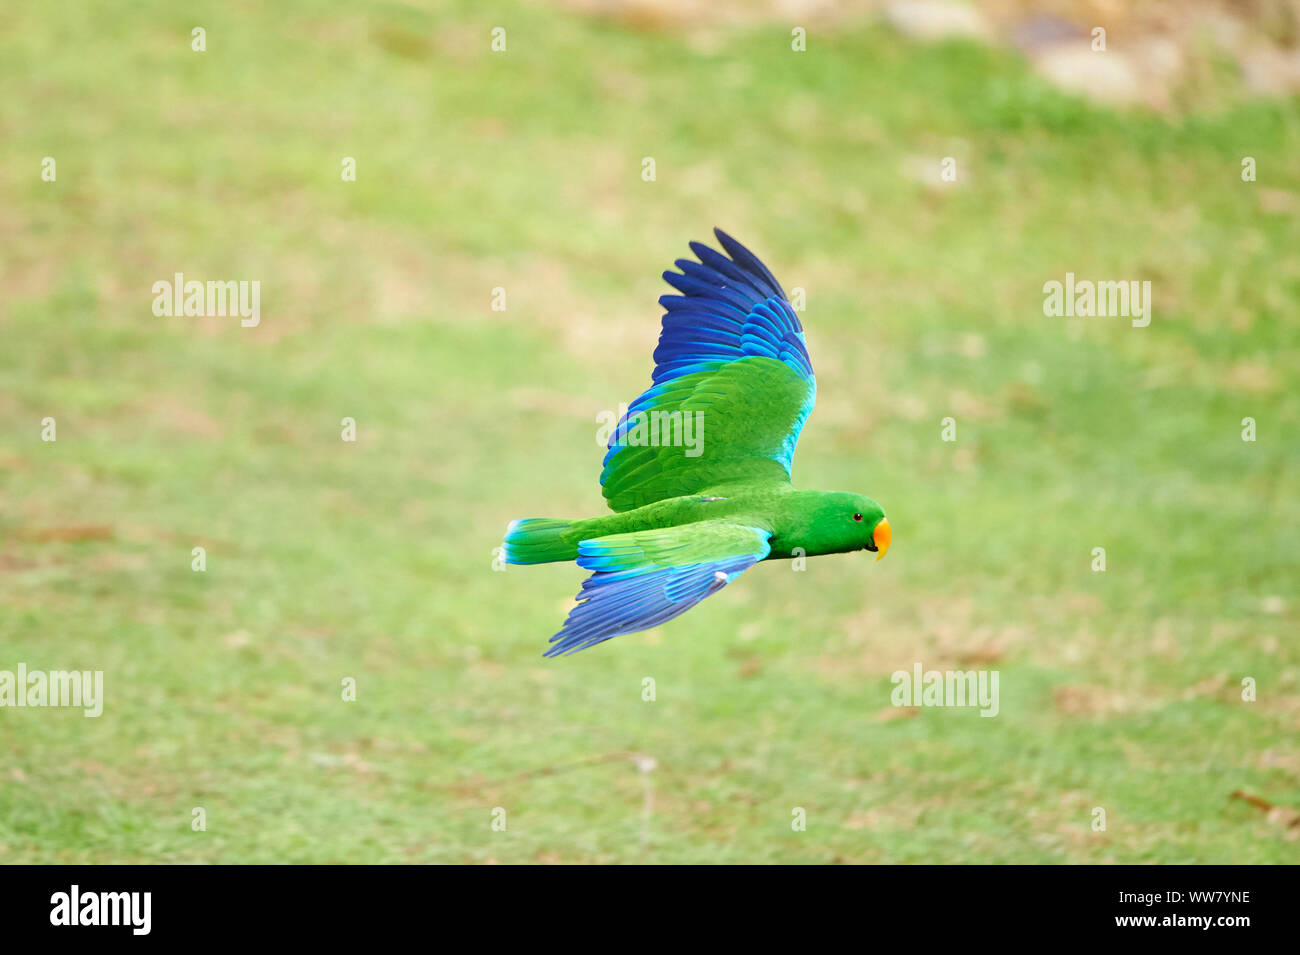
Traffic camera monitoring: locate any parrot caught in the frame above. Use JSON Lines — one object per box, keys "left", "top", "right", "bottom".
{"left": 503, "top": 228, "right": 890, "bottom": 656}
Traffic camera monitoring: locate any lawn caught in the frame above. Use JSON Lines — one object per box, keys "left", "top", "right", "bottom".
{"left": 1, "top": 0, "right": 1297, "bottom": 863}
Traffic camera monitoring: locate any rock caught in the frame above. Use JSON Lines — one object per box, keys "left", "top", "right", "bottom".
{"left": 1032, "top": 42, "right": 1145, "bottom": 106}
{"left": 1242, "top": 45, "right": 1300, "bottom": 95}
{"left": 885, "top": 1, "right": 989, "bottom": 41}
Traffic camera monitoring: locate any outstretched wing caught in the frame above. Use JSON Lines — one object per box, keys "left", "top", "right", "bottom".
{"left": 544, "top": 521, "right": 771, "bottom": 657}
{"left": 600, "top": 229, "right": 816, "bottom": 512}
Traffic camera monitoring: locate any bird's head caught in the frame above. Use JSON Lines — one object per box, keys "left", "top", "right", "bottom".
{"left": 847, "top": 493, "right": 890, "bottom": 560}
{"left": 778, "top": 491, "right": 890, "bottom": 560}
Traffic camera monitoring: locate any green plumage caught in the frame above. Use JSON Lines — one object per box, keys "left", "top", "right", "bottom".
{"left": 513, "top": 488, "right": 883, "bottom": 563}
{"left": 600, "top": 357, "right": 813, "bottom": 511}
{"left": 504, "top": 230, "right": 889, "bottom": 656}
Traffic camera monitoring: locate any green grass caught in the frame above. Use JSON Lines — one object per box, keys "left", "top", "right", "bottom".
{"left": 1, "top": 0, "right": 1297, "bottom": 863}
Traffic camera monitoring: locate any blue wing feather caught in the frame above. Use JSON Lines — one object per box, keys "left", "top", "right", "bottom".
{"left": 543, "top": 556, "right": 762, "bottom": 657}
{"left": 599, "top": 229, "right": 817, "bottom": 511}
{"left": 648, "top": 229, "right": 812, "bottom": 387}
{"left": 543, "top": 523, "right": 772, "bottom": 656}
{"left": 713, "top": 228, "right": 786, "bottom": 298}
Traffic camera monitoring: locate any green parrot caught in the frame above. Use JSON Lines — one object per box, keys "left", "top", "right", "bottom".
{"left": 504, "top": 229, "right": 890, "bottom": 656}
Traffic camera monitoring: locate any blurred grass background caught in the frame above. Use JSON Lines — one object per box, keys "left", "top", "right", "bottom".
{"left": 1, "top": 0, "right": 1298, "bottom": 862}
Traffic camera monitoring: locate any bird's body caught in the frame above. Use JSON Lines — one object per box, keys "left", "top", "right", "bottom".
{"left": 505, "top": 229, "right": 890, "bottom": 656}
{"left": 507, "top": 487, "right": 881, "bottom": 563}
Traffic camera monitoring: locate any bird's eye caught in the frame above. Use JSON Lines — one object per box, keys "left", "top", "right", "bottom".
{"left": 853, "top": 513, "right": 863, "bottom": 522}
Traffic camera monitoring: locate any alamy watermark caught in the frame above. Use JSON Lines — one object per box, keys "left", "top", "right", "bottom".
{"left": 890, "top": 662, "right": 999, "bottom": 717}
{"left": 596, "top": 404, "right": 704, "bottom": 457}
{"left": 0, "top": 664, "right": 103, "bottom": 717}
{"left": 152, "top": 272, "right": 260, "bottom": 327}
{"left": 1043, "top": 273, "right": 1151, "bottom": 327}
{"left": 50, "top": 885, "right": 150, "bottom": 935}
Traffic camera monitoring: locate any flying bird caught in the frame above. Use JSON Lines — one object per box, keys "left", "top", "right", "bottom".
{"left": 504, "top": 229, "right": 890, "bottom": 656}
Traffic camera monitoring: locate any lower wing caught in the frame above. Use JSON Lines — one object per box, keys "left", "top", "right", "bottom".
{"left": 543, "top": 521, "right": 772, "bottom": 657}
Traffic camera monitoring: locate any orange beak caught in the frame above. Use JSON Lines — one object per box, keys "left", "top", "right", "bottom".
{"left": 872, "top": 517, "right": 891, "bottom": 562}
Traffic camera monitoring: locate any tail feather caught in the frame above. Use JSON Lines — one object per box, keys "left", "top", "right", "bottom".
{"left": 503, "top": 518, "right": 579, "bottom": 564}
